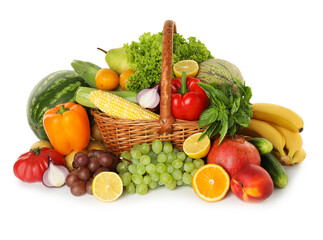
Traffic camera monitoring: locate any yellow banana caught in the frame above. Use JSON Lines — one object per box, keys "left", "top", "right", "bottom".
{"left": 270, "top": 123, "right": 303, "bottom": 158}
{"left": 239, "top": 119, "right": 286, "bottom": 157}
{"left": 272, "top": 150, "right": 291, "bottom": 166}
{"left": 252, "top": 103, "right": 304, "bottom": 133}
{"left": 272, "top": 147, "right": 306, "bottom": 165}
{"left": 292, "top": 148, "right": 306, "bottom": 164}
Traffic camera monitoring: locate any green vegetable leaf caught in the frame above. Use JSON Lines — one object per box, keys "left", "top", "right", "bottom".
{"left": 199, "top": 107, "right": 219, "bottom": 128}
{"left": 220, "top": 83, "right": 230, "bottom": 98}
{"left": 236, "top": 124, "right": 245, "bottom": 134}
{"left": 199, "top": 121, "right": 221, "bottom": 141}
{"left": 228, "top": 124, "right": 237, "bottom": 137}
{"left": 197, "top": 76, "right": 253, "bottom": 145}
{"left": 209, "top": 122, "right": 222, "bottom": 138}
{"left": 230, "top": 97, "right": 240, "bottom": 115}
{"left": 229, "top": 94, "right": 234, "bottom": 107}
{"left": 218, "top": 113, "right": 229, "bottom": 145}
{"left": 211, "top": 98, "right": 222, "bottom": 107}
{"left": 201, "top": 83, "right": 231, "bottom": 107}
{"left": 244, "top": 86, "right": 252, "bottom": 102}
{"left": 210, "top": 82, "right": 218, "bottom": 89}
{"left": 234, "top": 110, "right": 251, "bottom": 128}
{"left": 124, "top": 32, "right": 213, "bottom": 93}
{"left": 214, "top": 89, "right": 230, "bottom": 106}
{"left": 228, "top": 116, "right": 235, "bottom": 129}
{"left": 197, "top": 82, "right": 223, "bottom": 107}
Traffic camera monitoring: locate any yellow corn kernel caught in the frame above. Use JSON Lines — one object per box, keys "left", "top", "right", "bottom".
{"left": 89, "top": 90, "right": 160, "bottom": 121}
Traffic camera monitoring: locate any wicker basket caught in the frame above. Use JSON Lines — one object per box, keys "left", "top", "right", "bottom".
{"left": 92, "top": 20, "right": 206, "bottom": 156}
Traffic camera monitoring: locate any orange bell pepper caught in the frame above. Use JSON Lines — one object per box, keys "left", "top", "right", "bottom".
{"left": 43, "top": 102, "right": 90, "bottom": 155}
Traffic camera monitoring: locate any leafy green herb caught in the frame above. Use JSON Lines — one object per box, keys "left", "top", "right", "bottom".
{"left": 123, "top": 32, "right": 213, "bottom": 93}
{"left": 199, "top": 107, "right": 219, "bottom": 128}
{"left": 197, "top": 78, "right": 253, "bottom": 145}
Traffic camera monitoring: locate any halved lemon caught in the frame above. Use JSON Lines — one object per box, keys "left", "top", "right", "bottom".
{"left": 92, "top": 172, "right": 123, "bottom": 202}
{"left": 192, "top": 164, "right": 230, "bottom": 202}
{"left": 183, "top": 132, "right": 211, "bottom": 159}
{"left": 173, "top": 60, "right": 199, "bottom": 78}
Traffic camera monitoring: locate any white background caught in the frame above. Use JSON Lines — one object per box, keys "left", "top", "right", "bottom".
{"left": 1, "top": 0, "right": 322, "bottom": 239}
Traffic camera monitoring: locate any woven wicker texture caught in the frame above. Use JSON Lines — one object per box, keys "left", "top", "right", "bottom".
{"left": 92, "top": 20, "right": 205, "bottom": 156}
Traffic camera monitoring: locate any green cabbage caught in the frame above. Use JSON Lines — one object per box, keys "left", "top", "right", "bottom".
{"left": 124, "top": 32, "right": 213, "bottom": 93}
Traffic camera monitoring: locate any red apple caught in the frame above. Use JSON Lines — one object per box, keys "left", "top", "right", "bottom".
{"left": 207, "top": 135, "right": 261, "bottom": 178}
{"left": 231, "top": 164, "right": 274, "bottom": 203}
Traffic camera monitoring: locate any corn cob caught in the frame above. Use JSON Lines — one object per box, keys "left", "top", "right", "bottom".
{"left": 89, "top": 90, "right": 160, "bottom": 121}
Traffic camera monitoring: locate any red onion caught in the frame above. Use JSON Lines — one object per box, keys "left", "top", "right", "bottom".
{"left": 42, "top": 160, "right": 69, "bottom": 188}
{"left": 136, "top": 85, "right": 160, "bottom": 110}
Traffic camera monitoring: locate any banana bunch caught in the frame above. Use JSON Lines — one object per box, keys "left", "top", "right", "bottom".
{"left": 240, "top": 103, "right": 305, "bottom": 165}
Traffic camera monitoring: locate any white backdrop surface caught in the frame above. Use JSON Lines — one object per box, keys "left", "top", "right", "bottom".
{"left": 1, "top": 1, "right": 322, "bottom": 239}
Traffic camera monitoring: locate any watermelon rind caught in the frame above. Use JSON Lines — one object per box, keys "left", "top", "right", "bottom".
{"left": 26, "top": 70, "right": 89, "bottom": 140}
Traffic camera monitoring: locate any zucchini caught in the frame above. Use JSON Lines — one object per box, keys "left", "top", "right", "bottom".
{"left": 247, "top": 137, "right": 273, "bottom": 155}
{"left": 75, "top": 87, "right": 138, "bottom": 108}
{"left": 261, "top": 153, "right": 288, "bottom": 188}
{"left": 71, "top": 60, "right": 101, "bottom": 88}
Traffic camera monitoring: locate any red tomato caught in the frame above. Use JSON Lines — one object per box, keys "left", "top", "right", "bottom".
{"left": 13, "top": 148, "right": 65, "bottom": 183}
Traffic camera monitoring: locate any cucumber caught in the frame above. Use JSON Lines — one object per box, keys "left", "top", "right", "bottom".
{"left": 247, "top": 137, "right": 273, "bottom": 155}
{"left": 261, "top": 153, "right": 288, "bottom": 188}
{"left": 71, "top": 60, "right": 101, "bottom": 88}
{"left": 75, "top": 87, "right": 138, "bottom": 108}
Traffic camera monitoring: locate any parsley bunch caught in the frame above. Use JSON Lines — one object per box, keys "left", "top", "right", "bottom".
{"left": 197, "top": 77, "right": 253, "bottom": 144}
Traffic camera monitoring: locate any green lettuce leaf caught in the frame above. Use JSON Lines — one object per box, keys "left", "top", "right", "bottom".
{"left": 124, "top": 32, "right": 213, "bottom": 93}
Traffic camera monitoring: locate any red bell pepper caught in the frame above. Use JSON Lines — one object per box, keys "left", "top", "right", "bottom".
{"left": 13, "top": 147, "right": 65, "bottom": 183}
{"left": 171, "top": 72, "right": 209, "bottom": 121}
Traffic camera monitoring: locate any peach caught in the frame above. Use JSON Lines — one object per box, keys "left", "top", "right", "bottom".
{"left": 231, "top": 164, "right": 274, "bottom": 203}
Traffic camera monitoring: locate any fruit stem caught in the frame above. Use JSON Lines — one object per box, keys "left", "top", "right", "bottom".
{"left": 179, "top": 72, "right": 188, "bottom": 95}
{"left": 97, "top": 48, "right": 107, "bottom": 54}
{"left": 235, "top": 135, "right": 246, "bottom": 144}
{"left": 122, "top": 158, "right": 132, "bottom": 164}
{"left": 57, "top": 104, "right": 69, "bottom": 114}
{"left": 30, "top": 147, "right": 41, "bottom": 155}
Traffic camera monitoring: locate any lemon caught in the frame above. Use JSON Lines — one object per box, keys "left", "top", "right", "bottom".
{"left": 92, "top": 172, "right": 123, "bottom": 202}
{"left": 173, "top": 60, "right": 199, "bottom": 78}
{"left": 183, "top": 132, "right": 211, "bottom": 159}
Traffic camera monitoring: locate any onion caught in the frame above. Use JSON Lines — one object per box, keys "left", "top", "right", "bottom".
{"left": 136, "top": 85, "right": 160, "bottom": 110}
{"left": 42, "top": 159, "right": 69, "bottom": 188}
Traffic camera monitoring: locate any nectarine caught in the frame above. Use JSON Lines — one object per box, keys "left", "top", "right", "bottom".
{"left": 231, "top": 164, "right": 274, "bottom": 203}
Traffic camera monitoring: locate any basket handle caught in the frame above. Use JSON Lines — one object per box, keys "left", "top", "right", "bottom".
{"left": 157, "top": 20, "right": 177, "bottom": 135}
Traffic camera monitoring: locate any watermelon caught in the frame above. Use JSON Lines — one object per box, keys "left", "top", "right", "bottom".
{"left": 27, "top": 70, "right": 89, "bottom": 140}
{"left": 196, "top": 58, "right": 244, "bottom": 86}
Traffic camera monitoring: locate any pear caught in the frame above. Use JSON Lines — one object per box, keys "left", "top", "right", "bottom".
{"left": 98, "top": 47, "right": 132, "bottom": 75}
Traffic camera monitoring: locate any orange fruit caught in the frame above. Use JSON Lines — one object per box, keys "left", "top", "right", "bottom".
{"left": 192, "top": 164, "right": 230, "bottom": 202}
{"left": 119, "top": 70, "right": 135, "bottom": 90}
{"left": 95, "top": 68, "right": 119, "bottom": 91}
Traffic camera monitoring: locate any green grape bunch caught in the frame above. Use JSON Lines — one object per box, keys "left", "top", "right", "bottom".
{"left": 116, "top": 139, "right": 205, "bottom": 195}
